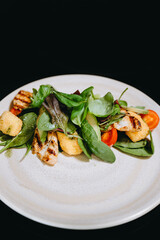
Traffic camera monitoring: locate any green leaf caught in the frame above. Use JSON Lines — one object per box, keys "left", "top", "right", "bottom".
{"left": 81, "top": 119, "right": 116, "bottom": 163}
{"left": 37, "top": 112, "right": 57, "bottom": 131}
{"left": 70, "top": 87, "right": 93, "bottom": 127}
{"left": 38, "top": 129, "right": 48, "bottom": 143}
{"left": 52, "top": 90, "right": 84, "bottom": 107}
{"left": 78, "top": 138, "right": 92, "bottom": 159}
{"left": 88, "top": 92, "right": 114, "bottom": 117}
{"left": 71, "top": 102, "right": 88, "bottom": 127}
{"left": 31, "top": 85, "right": 53, "bottom": 108}
{"left": 119, "top": 100, "right": 127, "bottom": 106}
{"left": 114, "top": 132, "right": 147, "bottom": 149}
{"left": 113, "top": 132, "right": 154, "bottom": 157}
{"left": 0, "top": 112, "right": 37, "bottom": 153}
{"left": 113, "top": 144, "right": 153, "bottom": 157}
{"left": 22, "top": 137, "right": 33, "bottom": 160}
{"left": 80, "top": 86, "right": 94, "bottom": 99}
{"left": 86, "top": 113, "right": 101, "bottom": 141}
{"left": 43, "top": 94, "right": 72, "bottom": 134}
{"left": 66, "top": 121, "right": 77, "bottom": 134}
{"left": 149, "top": 130, "right": 154, "bottom": 154}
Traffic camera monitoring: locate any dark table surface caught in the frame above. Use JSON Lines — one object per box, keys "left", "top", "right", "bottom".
{"left": 1, "top": 1, "right": 159, "bottom": 238}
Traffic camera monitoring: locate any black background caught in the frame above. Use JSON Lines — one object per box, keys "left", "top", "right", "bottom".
{"left": 1, "top": 1, "right": 159, "bottom": 238}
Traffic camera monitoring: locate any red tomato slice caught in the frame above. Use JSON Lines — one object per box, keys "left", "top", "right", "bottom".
{"left": 141, "top": 109, "right": 159, "bottom": 131}
{"left": 10, "top": 107, "right": 22, "bottom": 116}
{"left": 101, "top": 128, "right": 118, "bottom": 147}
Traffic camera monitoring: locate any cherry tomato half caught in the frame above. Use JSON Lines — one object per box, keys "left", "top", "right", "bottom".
{"left": 101, "top": 128, "right": 118, "bottom": 147}
{"left": 141, "top": 109, "right": 159, "bottom": 131}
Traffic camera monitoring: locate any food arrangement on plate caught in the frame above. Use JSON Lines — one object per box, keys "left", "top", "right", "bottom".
{"left": 0, "top": 84, "right": 159, "bottom": 166}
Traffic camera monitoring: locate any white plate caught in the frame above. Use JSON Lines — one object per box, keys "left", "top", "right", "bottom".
{"left": 0, "top": 74, "right": 160, "bottom": 230}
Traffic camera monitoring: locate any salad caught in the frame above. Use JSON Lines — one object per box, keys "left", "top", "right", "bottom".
{"left": 0, "top": 85, "right": 159, "bottom": 166}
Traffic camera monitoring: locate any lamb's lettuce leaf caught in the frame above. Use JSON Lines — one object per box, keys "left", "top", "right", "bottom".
{"left": 88, "top": 92, "right": 114, "bottom": 117}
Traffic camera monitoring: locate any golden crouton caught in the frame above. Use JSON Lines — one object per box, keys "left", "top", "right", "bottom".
{"left": 57, "top": 131, "right": 82, "bottom": 156}
{"left": 0, "top": 111, "right": 22, "bottom": 136}
{"left": 126, "top": 111, "right": 149, "bottom": 142}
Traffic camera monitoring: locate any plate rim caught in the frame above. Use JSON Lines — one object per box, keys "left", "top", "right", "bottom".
{"left": 0, "top": 74, "right": 160, "bottom": 230}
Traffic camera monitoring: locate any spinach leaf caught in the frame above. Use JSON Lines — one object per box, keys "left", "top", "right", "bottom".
{"left": 31, "top": 85, "right": 53, "bottom": 108}
{"left": 114, "top": 132, "right": 147, "bottom": 148}
{"left": 80, "top": 86, "right": 94, "bottom": 99}
{"left": 71, "top": 86, "right": 94, "bottom": 127}
{"left": 113, "top": 131, "right": 154, "bottom": 157}
{"left": 88, "top": 92, "right": 114, "bottom": 117}
{"left": 148, "top": 130, "right": 154, "bottom": 154}
{"left": 81, "top": 119, "right": 116, "bottom": 163}
{"left": 113, "top": 144, "right": 153, "bottom": 157}
{"left": 38, "top": 129, "right": 48, "bottom": 143}
{"left": 21, "top": 137, "right": 33, "bottom": 160}
{"left": 66, "top": 121, "right": 77, "bottom": 134}
{"left": 52, "top": 89, "right": 84, "bottom": 107}
{"left": 0, "top": 112, "right": 37, "bottom": 153}
{"left": 0, "top": 131, "right": 12, "bottom": 145}
{"left": 78, "top": 138, "right": 92, "bottom": 159}
{"left": 37, "top": 111, "right": 57, "bottom": 131}
{"left": 71, "top": 103, "right": 87, "bottom": 126}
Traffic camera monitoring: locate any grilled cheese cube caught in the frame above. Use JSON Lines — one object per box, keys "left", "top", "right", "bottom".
{"left": 13, "top": 90, "right": 32, "bottom": 111}
{"left": 0, "top": 111, "right": 22, "bottom": 136}
{"left": 126, "top": 112, "right": 149, "bottom": 142}
{"left": 57, "top": 132, "right": 82, "bottom": 156}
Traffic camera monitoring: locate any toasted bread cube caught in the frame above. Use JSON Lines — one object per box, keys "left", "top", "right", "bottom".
{"left": 0, "top": 111, "right": 22, "bottom": 136}
{"left": 126, "top": 112, "right": 149, "bottom": 142}
{"left": 57, "top": 131, "right": 82, "bottom": 156}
